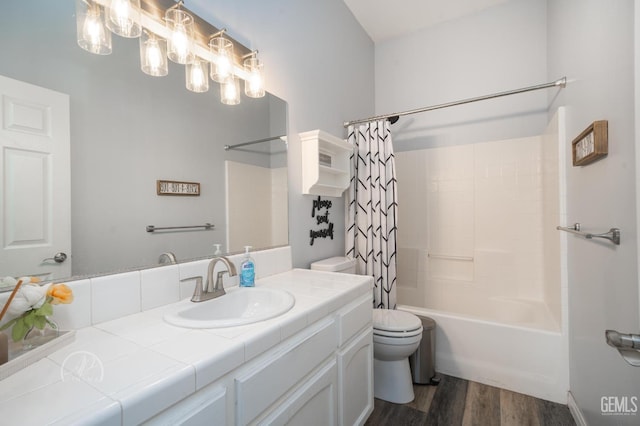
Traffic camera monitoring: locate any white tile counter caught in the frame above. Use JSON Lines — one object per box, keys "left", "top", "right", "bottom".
{"left": 0, "top": 268, "right": 372, "bottom": 425}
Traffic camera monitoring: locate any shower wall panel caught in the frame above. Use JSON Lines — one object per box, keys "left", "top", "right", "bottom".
{"left": 396, "top": 134, "right": 558, "bottom": 316}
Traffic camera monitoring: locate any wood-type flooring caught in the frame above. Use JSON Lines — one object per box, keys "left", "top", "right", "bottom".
{"left": 365, "top": 374, "right": 576, "bottom": 426}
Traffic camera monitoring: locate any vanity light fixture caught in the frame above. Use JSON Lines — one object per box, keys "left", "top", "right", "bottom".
{"left": 209, "top": 32, "right": 234, "bottom": 83}
{"left": 76, "top": 0, "right": 112, "bottom": 55}
{"left": 106, "top": 0, "right": 142, "bottom": 38}
{"left": 221, "top": 76, "right": 241, "bottom": 105}
{"left": 139, "top": 30, "right": 168, "bottom": 76}
{"left": 186, "top": 56, "right": 209, "bottom": 92}
{"left": 75, "top": 0, "right": 266, "bottom": 105}
{"left": 165, "top": 1, "right": 194, "bottom": 64}
{"left": 243, "top": 51, "right": 265, "bottom": 98}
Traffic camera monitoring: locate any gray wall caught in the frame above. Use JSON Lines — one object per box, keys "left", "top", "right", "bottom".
{"left": 548, "top": 1, "right": 639, "bottom": 424}
{"left": 375, "top": 0, "right": 549, "bottom": 152}
{"left": 188, "top": 0, "right": 375, "bottom": 268}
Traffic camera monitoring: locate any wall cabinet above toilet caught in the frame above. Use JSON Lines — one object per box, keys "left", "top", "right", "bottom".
{"left": 300, "top": 129, "right": 352, "bottom": 197}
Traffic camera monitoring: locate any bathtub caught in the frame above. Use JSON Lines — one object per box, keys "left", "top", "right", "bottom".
{"left": 398, "top": 303, "right": 569, "bottom": 404}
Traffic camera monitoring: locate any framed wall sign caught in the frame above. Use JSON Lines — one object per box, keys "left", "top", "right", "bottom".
{"left": 572, "top": 120, "right": 608, "bottom": 166}
{"left": 157, "top": 180, "right": 201, "bottom": 196}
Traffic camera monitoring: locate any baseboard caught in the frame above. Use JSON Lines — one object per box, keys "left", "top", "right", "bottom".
{"left": 567, "top": 391, "right": 587, "bottom": 426}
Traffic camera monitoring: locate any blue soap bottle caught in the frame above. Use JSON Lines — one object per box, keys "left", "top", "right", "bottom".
{"left": 239, "top": 246, "right": 255, "bottom": 287}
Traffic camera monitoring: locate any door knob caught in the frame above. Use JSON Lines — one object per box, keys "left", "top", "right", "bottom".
{"left": 42, "top": 252, "right": 67, "bottom": 264}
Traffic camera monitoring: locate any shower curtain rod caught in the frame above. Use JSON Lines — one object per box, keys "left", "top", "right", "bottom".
{"left": 224, "top": 135, "right": 286, "bottom": 151}
{"left": 343, "top": 76, "right": 567, "bottom": 128}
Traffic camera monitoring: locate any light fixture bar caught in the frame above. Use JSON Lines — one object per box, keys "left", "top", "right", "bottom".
{"left": 91, "top": 0, "right": 252, "bottom": 81}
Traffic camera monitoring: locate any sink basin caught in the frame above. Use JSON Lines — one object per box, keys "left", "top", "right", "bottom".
{"left": 164, "top": 287, "right": 295, "bottom": 329}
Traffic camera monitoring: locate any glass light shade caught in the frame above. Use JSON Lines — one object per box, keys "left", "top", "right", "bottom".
{"left": 76, "top": 0, "right": 112, "bottom": 55}
{"left": 186, "top": 58, "right": 209, "bottom": 93}
{"left": 243, "top": 57, "right": 265, "bottom": 98}
{"left": 209, "top": 37, "right": 234, "bottom": 83}
{"left": 106, "top": 0, "right": 142, "bottom": 38}
{"left": 139, "top": 31, "right": 168, "bottom": 77}
{"left": 220, "top": 76, "right": 240, "bottom": 105}
{"left": 165, "top": 8, "right": 194, "bottom": 64}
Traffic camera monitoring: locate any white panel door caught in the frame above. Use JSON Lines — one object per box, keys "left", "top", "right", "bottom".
{"left": 0, "top": 74, "right": 71, "bottom": 280}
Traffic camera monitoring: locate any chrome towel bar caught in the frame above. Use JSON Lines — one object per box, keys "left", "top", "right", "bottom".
{"left": 556, "top": 223, "right": 620, "bottom": 245}
{"left": 147, "top": 223, "right": 214, "bottom": 233}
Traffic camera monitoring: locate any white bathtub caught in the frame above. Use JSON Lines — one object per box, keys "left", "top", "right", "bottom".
{"left": 398, "top": 304, "right": 569, "bottom": 403}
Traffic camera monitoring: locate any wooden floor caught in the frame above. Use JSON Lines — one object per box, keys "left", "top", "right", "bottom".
{"left": 365, "top": 375, "right": 576, "bottom": 426}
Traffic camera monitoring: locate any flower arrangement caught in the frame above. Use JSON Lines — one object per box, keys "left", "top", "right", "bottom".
{"left": 0, "top": 277, "right": 74, "bottom": 342}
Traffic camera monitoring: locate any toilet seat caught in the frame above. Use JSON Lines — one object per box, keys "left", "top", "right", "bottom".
{"left": 373, "top": 327, "right": 423, "bottom": 339}
{"left": 373, "top": 309, "right": 422, "bottom": 334}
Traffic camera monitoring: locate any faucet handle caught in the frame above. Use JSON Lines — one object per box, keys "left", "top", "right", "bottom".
{"left": 214, "top": 270, "right": 229, "bottom": 291}
{"left": 181, "top": 276, "right": 203, "bottom": 301}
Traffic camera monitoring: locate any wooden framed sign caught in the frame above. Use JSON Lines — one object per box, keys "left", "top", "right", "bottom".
{"left": 157, "top": 180, "right": 200, "bottom": 196}
{"left": 572, "top": 120, "right": 608, "bottom": 166}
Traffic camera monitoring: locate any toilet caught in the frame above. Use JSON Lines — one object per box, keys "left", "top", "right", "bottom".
{"left": 310, "top": 256, "right": 423, "bottom": 404}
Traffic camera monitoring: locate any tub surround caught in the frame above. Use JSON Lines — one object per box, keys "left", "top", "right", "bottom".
{"left": 395, "top": 108, "right": 565, "bottom": 330}
{"left": 0, "top": 247, "right": 374, "bottom": 425}
{"left": 393, "top": 110, "right": 569, "bottom": 405}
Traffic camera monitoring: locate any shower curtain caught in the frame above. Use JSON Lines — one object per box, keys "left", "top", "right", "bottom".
{"left": 346, "top": 120, "right": 398, "bottom": 309}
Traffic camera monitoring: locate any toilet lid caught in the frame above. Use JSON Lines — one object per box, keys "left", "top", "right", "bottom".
{"left": 372, "top": 309, "right": 422, "bottom": 333}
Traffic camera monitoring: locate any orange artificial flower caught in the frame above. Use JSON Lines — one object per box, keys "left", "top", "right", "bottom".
{"left": 47, "top": 283, "right": 74, "bottom": 305}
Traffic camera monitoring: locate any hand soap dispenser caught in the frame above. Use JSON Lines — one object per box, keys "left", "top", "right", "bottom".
{"left": 239, "top": 246, "right": 255, "bottom": 287}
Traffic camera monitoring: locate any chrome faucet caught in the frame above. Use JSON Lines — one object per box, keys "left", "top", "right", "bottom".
{"left": 158, "top": 252, "right": 177, "bottom": 265}
{"left": 183, "top": 256, "right": 237, "bottom": 302}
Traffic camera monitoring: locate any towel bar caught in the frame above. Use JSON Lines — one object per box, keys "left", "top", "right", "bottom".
{"left": 556, "top": 223, "right": 620, "bottom": 245}
{"left": 146, "top": 223, "right": 214, "bottom": 233}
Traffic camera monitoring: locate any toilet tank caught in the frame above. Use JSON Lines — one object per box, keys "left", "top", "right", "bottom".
{"left": 310, "top": 256, "right": 357, "bottom": 274}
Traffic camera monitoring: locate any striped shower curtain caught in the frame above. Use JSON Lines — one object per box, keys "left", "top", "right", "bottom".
{"left": 346, "top": 120, "right": 398, "bottom": 309}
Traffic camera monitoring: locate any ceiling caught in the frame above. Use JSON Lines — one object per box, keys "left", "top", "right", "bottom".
{"left": 343, "top": 0, "right": 511, "bottom": 43}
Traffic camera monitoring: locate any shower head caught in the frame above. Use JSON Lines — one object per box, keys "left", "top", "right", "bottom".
{"left": 387, "top": 115, "right": 399, "bottom": 124}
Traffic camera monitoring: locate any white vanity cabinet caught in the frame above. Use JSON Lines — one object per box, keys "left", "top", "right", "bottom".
{"left": 144, "top": 383, "right": 228, "bottom": 426}
{"left": 338, "top": 328, "right": 373, "bottom": 426}
{"left": 259, "top": 359, "right": 339, "bottom": 425}
{"left": 236, "top": 317, "right": 338, "bottom": 425}
{"left": 241, "top": 293, "right": 373, "bottom": 426}
{"left": 146, "top": 293, "right": 373, "bottom": 426}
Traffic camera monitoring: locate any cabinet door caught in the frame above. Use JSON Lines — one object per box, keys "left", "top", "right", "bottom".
{"left": 338, "top": 329, "right": 373, "bottom": 426}
{"left": 144, "top": 384, "right": 226, "bottom": 426}
{"left": 236, "top": 318, "right": 337, "bottom": 425}
{"left": 259, "top": 359, "right": 338, "bottom": 426}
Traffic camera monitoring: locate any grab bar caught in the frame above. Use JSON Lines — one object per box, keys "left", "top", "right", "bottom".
{"left": 428, "top": 253, "right": 474, "bottom": 262}
{"left": 146, "top": 223, "right": 214, "bottom": 233}
{"left": 556, "top": 223, "right": 620, "bottom": 245}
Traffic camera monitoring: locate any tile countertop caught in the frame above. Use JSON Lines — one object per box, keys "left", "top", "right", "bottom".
{"left": 0, "top": 269, "right": 372, "bottom": 426}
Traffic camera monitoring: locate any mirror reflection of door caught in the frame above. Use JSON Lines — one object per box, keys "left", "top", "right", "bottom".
{"left": 0, "top": 74, "right": 71, "bottom": 282}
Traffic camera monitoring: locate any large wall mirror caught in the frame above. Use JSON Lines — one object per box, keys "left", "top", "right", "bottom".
{"left": 0, "top": 0, "right": 288, "bottom": 288}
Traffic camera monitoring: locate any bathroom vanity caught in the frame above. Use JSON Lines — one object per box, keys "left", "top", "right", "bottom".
{"left": 0, "top": 266, "right": 373, "bottom": 426}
